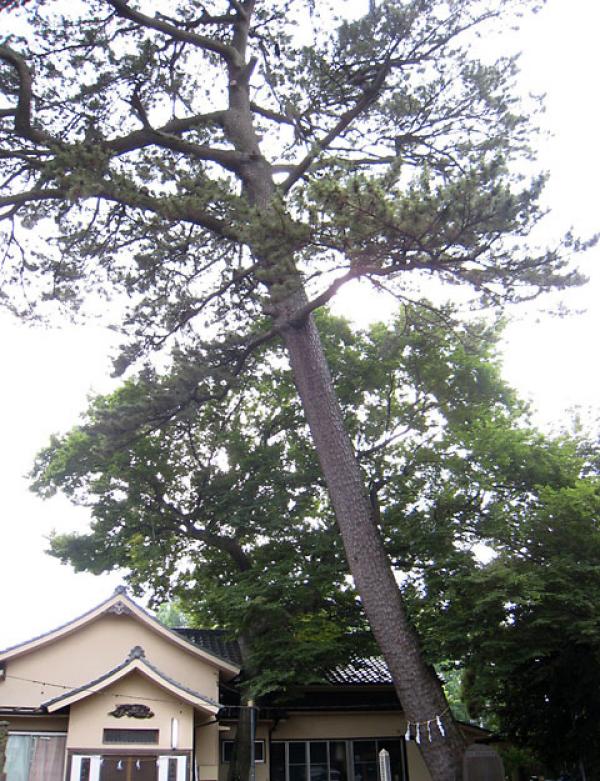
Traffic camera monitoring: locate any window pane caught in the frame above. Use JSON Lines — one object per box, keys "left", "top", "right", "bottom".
{"left": 255, "top": 741, "right": 265, "bottom": 763}
{"left": 329, "top": 742, "right": 347, "bottom": 781}
{"left": 352, "top": 743, "right": 375, "bottom": 763}
{"left": 288, "top": 742, "right": 307, "bottom": 781}
{"left": 80, "top": 758, "right": 91, "bottom": 781}
{"left": 5, "top": 735, "right": 34, "bottom": 781}
{"left": 309, "top": 741, "right": 327, "bottom": 781}
{"left": 103, "top": 729, "right": 159, "bottom": 744}
{"left": 289, "top": 765, "right": 307, "bottom": 781}
{"left": 353, "top": 741, "right": 377, "bottom": 781}
{"left": 288, "top": 743, "right": 306, "bottom": 765}
{"left": 309, "top": 743, "right": 327, "bottom": 765}
{"left": 270, "top": 743, "right": 286, "bottom": 781}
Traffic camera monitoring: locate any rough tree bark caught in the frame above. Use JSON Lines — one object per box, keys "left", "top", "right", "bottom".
{"left": 221, "top": 6, "right": 465, "bottom": 778}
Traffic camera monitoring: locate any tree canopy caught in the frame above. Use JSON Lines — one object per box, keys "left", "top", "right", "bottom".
{"left": 1, "top": 2, "right": 592, "bottom": 778}
{"left": 32, "top": 308, "right": 519, "bottom": 689}
{"left": 32, "top": 309, "right": 600, "bottom": 776}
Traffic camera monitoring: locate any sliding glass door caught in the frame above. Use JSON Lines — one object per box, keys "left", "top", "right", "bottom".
{"left": 271, "top": 739, "right": 407, "bottom": 781}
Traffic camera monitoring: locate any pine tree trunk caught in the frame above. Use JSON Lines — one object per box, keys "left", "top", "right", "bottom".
{"left": 277, "top": 296, "right": 465, "bottom": 781}
{"left": 225, "top": 13, "right": 466, "bottom": 768}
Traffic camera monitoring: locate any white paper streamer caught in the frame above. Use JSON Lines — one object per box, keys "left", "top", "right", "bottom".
{"left": 436, "top": 715, "right": 446, "bottom": 737}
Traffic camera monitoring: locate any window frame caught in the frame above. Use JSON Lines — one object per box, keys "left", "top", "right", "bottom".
{"left": 269, "top": 738, "right": 408, "bottom": 781}
{"left": 221, "top": 739, "right": 266, "bottom": 764}
{"left": 102, "top": 728, "right": 159, "bottom": 745}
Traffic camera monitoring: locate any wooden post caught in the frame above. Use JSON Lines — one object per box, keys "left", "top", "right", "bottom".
{"left": 0, "top": 720, "right": 9, "bottom": 781}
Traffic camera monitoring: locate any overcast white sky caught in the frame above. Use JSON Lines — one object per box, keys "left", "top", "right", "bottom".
{"left": 1, "top": 0, "right": 599, "bottom": 650}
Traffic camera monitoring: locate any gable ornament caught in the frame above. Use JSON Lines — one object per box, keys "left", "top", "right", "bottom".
{"left": 109, "top": 703, "right": 155, "bottom": 719}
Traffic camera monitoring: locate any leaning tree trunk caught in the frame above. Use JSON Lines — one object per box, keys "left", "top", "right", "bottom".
{"left": 222, "top": 9, "right": 465, "bottom": 775}
{"left": 242, "top": 182, "right": 466, "bottom": 780}
{"left": 277, "top": 292, "right": 466, "bottom": 781}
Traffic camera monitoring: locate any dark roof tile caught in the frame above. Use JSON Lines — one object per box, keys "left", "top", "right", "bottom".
{"left": 324, "top": 657, "right": 392, "bottom": 685}
{"left": 173, "top": 628, "right": 243, "bottom": 667}
{"left": 173, "top": 629, "right": 392, "bottom": 686}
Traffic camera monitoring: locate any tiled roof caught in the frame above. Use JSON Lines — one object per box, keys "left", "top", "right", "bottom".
{"left": 174, "top": 629, "right": 392, "bottom": 686}
{"left": 173, "top": 628, "right": 243, "bottom": 667}
{"left": 324, "top": 657, "right": 393, "bottom": 685}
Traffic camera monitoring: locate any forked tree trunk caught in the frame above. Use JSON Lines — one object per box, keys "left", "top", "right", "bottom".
{"left": 277, "top": 295, "right": 465, "bottom": 781}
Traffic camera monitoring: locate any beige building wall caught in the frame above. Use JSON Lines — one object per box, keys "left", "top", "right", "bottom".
{"left": 217, "top": 712, "right": 431, "bottom": 781}
{"left": 196, "top": 721, "right": 221, "bottom": 781}
{"left": 0, "top": 614, "right": 220, "bottom": 708}
{"left": 271, "top": 712, "right": 406, "bottom": 740}
{"left": 66, "top": 671, "right": 194, "bottom": 751}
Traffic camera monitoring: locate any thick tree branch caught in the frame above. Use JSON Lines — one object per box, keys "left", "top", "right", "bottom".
{"left": 106, "top": 0, "right": 241, "bottom": 65}
{"left": 0, "top": 187, "right": 63, "bottom": 218}
{"left": 147, "top": 481, "right": 253, "bottom": 572}
{"left": 112, "top": 127, "right": 246, "bottom": 171}
{"left": 96, "top": 182, "right": 242, "bottom": 240}
{"left": 0, "top": 45, "right": 54, "bottom": 145}
{"left": 228, "top": 0, "right": 249, "bottom": 20}
{"left": 185, "top": 522, "right": 252, "bottom": 572}
{"left": 157, "top": 10, "right": 238, "bottom": 27}
{"left": 107, "top": 110, "right": 227, "bottom": 155}
{"left": 0, "top": 181, "right": 241, "bottom": 242}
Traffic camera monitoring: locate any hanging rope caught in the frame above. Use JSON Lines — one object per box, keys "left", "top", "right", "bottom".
{"left": 403, "top": 707, "right": 449, "bottom": 744}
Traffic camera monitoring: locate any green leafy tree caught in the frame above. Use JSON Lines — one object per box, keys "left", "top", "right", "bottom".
{"left": 155, "top": 601, "right": 190, "bottom": 628}
{"left": 33, "top": 308, "right": 525, "bottom": 751}
{"left": 410, "top": 431, "right": 600, "bottom": 778}
{"left": 1, "top": 2, "right": 590, "bottom": 777}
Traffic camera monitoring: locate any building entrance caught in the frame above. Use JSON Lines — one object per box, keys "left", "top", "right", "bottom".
{"left": 99, "top": 755, "right": 157, "bottom": 781}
